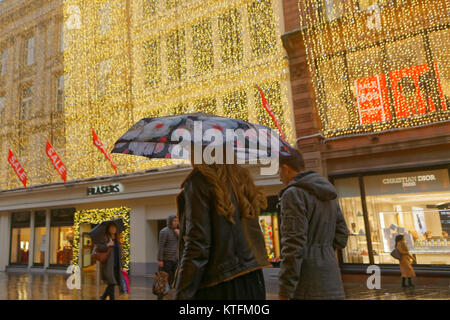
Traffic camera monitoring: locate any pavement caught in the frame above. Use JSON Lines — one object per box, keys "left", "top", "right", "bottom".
{"left": 0, "top": 270, "right": 449, "bottom": 300}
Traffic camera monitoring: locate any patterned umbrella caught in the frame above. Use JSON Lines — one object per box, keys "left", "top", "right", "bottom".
{"left": 111, "top": 113, "right": 293, "bottom": 161}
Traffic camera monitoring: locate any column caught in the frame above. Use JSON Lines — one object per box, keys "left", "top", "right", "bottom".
{"left": 44, "top": 209, "right": 51, "bottom": 269}
{"left": 28, "top": 211, "right": 35, "bottom": 269}
{"left": 129, "top": 204, "right": 148, "bottom": 276}
{"left": 0, "top": 213, "right": 11, "bottom": 271}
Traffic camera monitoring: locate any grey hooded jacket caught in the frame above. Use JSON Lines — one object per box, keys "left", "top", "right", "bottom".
{"left": 278, "top": 171, "right": 349, "bottom": 300}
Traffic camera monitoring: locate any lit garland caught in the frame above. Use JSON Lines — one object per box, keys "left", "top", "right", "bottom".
{"left": 0, "top": 0, "right": 295, "bottom": 190}
{"left": 72, "top": 207, "right": 131, "bottom": 271}
{"left": 298, "top": 0, "right": 449, "bottom": 138}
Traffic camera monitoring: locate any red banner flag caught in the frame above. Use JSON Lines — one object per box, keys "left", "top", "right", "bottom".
{"left": 257, "top": 86, "right": 286, "bottom": 140}
{"left": 7, "top": 149, "right": 28, "bottom": 188}
{"left": 92, "top": 129, "right": 118, "bottom": 174}
{"left": 46, "top": 140, "right": 67, "bottom": 183}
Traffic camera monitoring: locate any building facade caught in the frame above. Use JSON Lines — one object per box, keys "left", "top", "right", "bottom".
{"left": 282, "top": 0, "right": 450, "bottom": 274}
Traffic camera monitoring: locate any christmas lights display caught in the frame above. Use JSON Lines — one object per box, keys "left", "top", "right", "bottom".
{"left": 72, "top": 207, "right": 131, "bottom": 271}
{"left": 298, "top": 0, "right": 449, "bottom": 138}
{"left": 0, "top": 0, "right": 295, "bottom": 190}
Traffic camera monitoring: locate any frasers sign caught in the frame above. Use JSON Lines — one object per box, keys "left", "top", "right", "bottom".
{"left": 87, "top": 183, "right": 124, "bottom": 196}
{"left": 382, "top": 175, "right": 436, "bottom": 188}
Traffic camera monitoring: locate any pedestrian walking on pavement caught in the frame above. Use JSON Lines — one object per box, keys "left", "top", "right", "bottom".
{"left": 157, "top": 214, "right": 179, "bottom": 299}
{"left": 174, "top": 163, "right": 270, "bottom": 300}
{"left": 277, "top": 149, "right": 349, "bottom": 300}
{"left": 395, "top": 235, "right": 416, "bottom": 288}
{"left": 96, "top": 222, "right": 124, "bottom": 300}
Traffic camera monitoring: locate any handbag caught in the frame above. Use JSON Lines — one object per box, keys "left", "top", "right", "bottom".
{"left": 92, "top": 245, "right": 111, "bottom": 264}
{"left": 152, "top": 271, "right": 170, "bottom": 297}
{"left": 390, "top": 248, "right": 401, "bottom": 260}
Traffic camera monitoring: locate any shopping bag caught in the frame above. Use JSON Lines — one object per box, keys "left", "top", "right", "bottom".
{"left": 152, "top": 271, "right": 170, "bottom": 296}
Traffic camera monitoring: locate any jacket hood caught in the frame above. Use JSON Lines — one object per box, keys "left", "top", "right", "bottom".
{"left": 279, "top": 171, "right": 337, "bottom": 201}
{"left": 167, "top": 214, "right": 177, "bottom": 229}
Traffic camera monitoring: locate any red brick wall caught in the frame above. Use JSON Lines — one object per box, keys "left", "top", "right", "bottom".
{"left": 282, "top": 0, "right": 300, "bottom": 33}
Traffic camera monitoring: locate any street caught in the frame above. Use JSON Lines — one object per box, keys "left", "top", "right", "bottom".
{"left": 1, "top": 271, "right": 448, "bottom": 300}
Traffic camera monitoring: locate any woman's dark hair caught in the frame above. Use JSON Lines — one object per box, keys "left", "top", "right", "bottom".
{"left": 279, "top": 149, "right": 305, "bottom": 172}
{"left": 395, "top": 234, "right": 404, "bottom": 244}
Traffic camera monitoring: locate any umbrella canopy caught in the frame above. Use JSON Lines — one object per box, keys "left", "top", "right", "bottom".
{"left": 88, "top": 218, "right": 125, "bottom": 243}
{"left": 111, "top": 113, "right": 293, "bottom": 161}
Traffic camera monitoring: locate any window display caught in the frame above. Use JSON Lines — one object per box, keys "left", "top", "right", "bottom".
{"left": 10, "top": 212, "right": 31, "bottom": 265}
{"left": 365, "top": 169, "right": 450, "bottom": 265}
{"left": 49, "top": 208, "right": 75, "bottom": 266}
{"left": 50, "top": 226, "right": 74, "bottom": 266}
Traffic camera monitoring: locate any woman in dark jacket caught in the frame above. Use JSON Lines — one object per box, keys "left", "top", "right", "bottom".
{"left": 174, "top": 163, "right": 271, "bottom": 300}
{"left": 96, "top": 222, "right": 124, "bottom": 300}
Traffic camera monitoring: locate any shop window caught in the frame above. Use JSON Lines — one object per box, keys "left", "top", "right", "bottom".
{"left": 10, "top": 212, "right": 31, "bottom": 265}
{"left": 259, "top": 196, "right": 280, "bottom": 263}
{"left": 33, "top": 211, "right": 47, "bottom": 265}
{"left": 334, "top": 178, "right": 369, "bottom": 264}
{"left": 364, "top": 169, "right": 450, "bottom": 265}
{"left": 49, "top": 208, "right": 75, "bottom": 266}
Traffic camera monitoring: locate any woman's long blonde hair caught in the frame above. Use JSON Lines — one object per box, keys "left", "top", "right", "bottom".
{"left": 192, "top": 164, "right": 267, "bottom": 224}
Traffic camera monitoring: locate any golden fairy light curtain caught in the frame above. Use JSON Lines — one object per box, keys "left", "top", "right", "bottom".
{"left": 298, "top": 0, "right": 450, "bottom": 138}
{"left": 0, "top": 0, "right": 295, "bottom": 190}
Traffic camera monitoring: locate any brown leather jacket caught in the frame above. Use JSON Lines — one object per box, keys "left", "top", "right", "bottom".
{"left": 174, "top": 169, "right": 270, "bottom": 300}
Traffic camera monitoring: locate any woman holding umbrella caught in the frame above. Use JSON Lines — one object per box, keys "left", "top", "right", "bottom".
{"left": 112, "top": 112, "right": 293, "bottom": 299}
{"left": 90, "top": 220, "right": 125, "bottom": 300}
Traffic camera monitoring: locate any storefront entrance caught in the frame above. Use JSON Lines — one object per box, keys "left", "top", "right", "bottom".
{"left": 72, "top": 207, "right": 131, "bottom": 273}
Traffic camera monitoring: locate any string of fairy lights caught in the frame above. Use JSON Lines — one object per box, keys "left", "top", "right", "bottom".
{"left": 298, "top": 0, "right": 449, "bottom": 138}
{"left": 0, "top": 0, "right": 295, "bottom": 190}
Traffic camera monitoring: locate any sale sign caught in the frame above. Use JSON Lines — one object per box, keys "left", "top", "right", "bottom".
{"left": 92, "top": 129, "right": 118, "bottom": 174}
{"left": 355, "top": 74, "right": 391, "bottom": 124}
{"left": 7, "top": 149, "right": 27, "bottom": 188}
{"left": 46, "top": 140, "right": 67, "bottom": 183}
